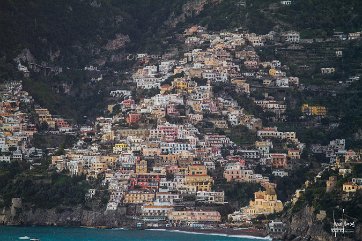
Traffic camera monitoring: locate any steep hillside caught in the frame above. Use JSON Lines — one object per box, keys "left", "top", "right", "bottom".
{"left": 0, "top": 0, "right": 202, "bottom": 121}
{"left": 179, "top": 0, "right": 362, "bottom": 35}
{"left": 0, "top": 0, "right": 191, "bottom": 73}
{"left": 2, "top": 0, "right": 360, "bottom": 70}
{"left": 0, "top": 0, "right": 361, "bottom": 122}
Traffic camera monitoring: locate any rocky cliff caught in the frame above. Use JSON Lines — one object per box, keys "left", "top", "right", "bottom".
{"left": 1, "top": 206, "right": 130, "bottom": 228}
{"left": 283, "top": 206, "right": 361, "bottom": 241}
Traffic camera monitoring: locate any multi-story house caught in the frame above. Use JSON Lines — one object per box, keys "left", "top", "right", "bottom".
{"left": 168, "top": 211, "right": 221, "bottom": 224}
{"left": 196, "top": 191, "right": 225, "bottom": 204}
{"left": 270, "top": 153, "right": 288, "bottom": 169}
{"left": 243, "top": 188, "right": 283, "bottom": 217}
{"left": 123, "top": 190, "right": 156, "bottom": 204}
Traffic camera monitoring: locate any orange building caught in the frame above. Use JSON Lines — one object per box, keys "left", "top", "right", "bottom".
{"left": 126, "top": 113, "right": 141, "bottom": 124}
{"left": 271, "top": 153, "right": 288, "bottom": 169}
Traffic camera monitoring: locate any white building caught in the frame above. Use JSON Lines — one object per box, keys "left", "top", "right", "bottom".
{"left": 106, "top": 201, "right": 118, "bottom": 211}
{"left": 272, "top": 170, "right": 289, "bottom": 177}
{"left": 196, "top": 191, "right": 225, "bottom": 204}
{"left": 280, "top": 1, "right": 292, "bottom": 5}
{"left": 0, "top": 155, "right": 11, "bottom": 163}
{"left": 283, "top": 31, "right": 300, "bottom": 43}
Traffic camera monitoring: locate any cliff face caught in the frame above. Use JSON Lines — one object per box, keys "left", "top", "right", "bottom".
{"left": 283, "top": 206, "right": 362, "bottom": 241}
{"left": 164, "top": 0, "right": 222, "bottom": 28}
{"left": 1, "top": 206, "right": 129, "bottom": 228}
{"left": 284, "top": 206, "right": 332, "bottom": 241}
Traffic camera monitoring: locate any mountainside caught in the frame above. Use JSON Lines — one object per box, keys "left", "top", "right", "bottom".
{"left": 2, "top": 0, "right": 361, "bottom": 75}
{"left": 0, "top": 0, "right": 190, "bottom": 75}
{"left": 1, "top": 1, "right": 362, "bottom": 240}
{"left": 0, "top": 1, "right": 361, "bottom": 147}
{"left": 0, "top": 0, "right": 204, "bottom": 121}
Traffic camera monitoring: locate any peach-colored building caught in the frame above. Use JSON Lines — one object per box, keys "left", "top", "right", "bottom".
{"left": 168, "top": 210, "right": 221, "bottom": 223}
{"left": 126, "top": 113, "right": 141, "bottom": 124}
{"left": 288, "top": 149, "right": 301, "bottom": 159}
{"left": 343, "top": 182, "right": 361, "bottom": 193}
{"left": 271, "top": 153, "right": 288, "bottom": 169}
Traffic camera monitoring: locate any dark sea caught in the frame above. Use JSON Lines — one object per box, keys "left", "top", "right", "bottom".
{"left": 0, "top": 226, "right": 271, "bottom": 241}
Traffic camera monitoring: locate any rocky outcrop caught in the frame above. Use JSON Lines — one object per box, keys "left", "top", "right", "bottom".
{"left": 104, "top": 34, "right": 130, "bottom": 51}
{"left": 14, "top": 49, "right": 36, "bottom": 64}
{"left": 283, "top": 206, "right": 361, "bottom": 241}
{"left": 284, "top": 206, "right": 330, "bottom": 241}
{"left": 1, "top": 206, "right": 130, "bottom": 228}
{"left": 164, "top": 0, "right": 222, "bottom": 28}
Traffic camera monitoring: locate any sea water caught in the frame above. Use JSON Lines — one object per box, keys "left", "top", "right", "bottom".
{"left": 0, "top": 226, "right": 269, "bottom": 241}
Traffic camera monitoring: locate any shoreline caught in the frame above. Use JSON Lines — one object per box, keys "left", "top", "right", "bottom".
{"left": 146, "top": 228, "right": 271, "bottom": 240}
{"left": 1, "top": 224, "right": 270, "bottom": 240}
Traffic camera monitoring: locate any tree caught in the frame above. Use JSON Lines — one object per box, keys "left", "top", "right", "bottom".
{"left": 39, "top": 122, "right": 49, "bottom": 131}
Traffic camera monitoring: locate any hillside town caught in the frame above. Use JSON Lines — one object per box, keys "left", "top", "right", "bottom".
{"left": 2, "top": 25, "right": 361, "bottom": 237}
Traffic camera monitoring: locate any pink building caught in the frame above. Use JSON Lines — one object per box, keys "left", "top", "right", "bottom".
{"left": 126, "top": 113, "right": 141, "bottom": 124}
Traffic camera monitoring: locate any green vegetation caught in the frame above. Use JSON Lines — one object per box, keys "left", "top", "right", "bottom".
{"left": 32, "top": 133, "right": 77, "bottom": 150}
{"left": 1, "top": 0, "right": 361, "bottom": 122}
{"left": 283, "top": 80, "right": 362, "bottom": 149}
{"left": 0, "top": 0, "right": 189, "bottom": 68}
{"left": 278, "top": 0, "right": 362, "bottom": 37}
{"left": 227, "top": 126, "right": 257, "bottom": 146}
{"left": 0, "top": 162, "right": 90, "bottom": 209}
{"left": 292, "top": 164, "right": 362, "bottom": 222}
{"left": 222, "top": 182, "right": 261, "bottom": 207}
{"left": 179, "top": 0, "right": 362, "bottom": 36}
{"left": 273, "top": 166, "right": 314, "bottom": 202}
{"left": 22, "top": 69, "right": 110, "bottom": 122}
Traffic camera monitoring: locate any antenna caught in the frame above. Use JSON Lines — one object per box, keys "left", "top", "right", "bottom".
{"left": 342, "top": 209, "right": 345, "bottom": 235}
{"left": 333, "top": 210, "right": 337, "bottom": 237}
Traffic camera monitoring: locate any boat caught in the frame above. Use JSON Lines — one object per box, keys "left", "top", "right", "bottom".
{"left": 136, "top": 222, "right": 145, "bottom": 230}
{"left": 19, "top": 237, "right": 30, "bottom": 240}
{"left": 30, "top": 239, "right": 40, "bottom": 241}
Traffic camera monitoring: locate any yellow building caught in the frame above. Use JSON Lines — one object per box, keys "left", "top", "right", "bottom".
{"left": 157, "top": 153, "right": 179, "bottom": 166}
{"left": 136, "top": 159, "right": 148, "bottom": 174}
{"left": 269, "top": 68, "right": 277, "bottom": 77}
{"left": 184, "top": 175, "right": 213, "bottom": 192}
{"left": 113, "top": 143, "right": 128, "bottom": 153}
{"left": 185, "top": 166, "right": 213, "bottom": 192}
{"left": 301, "top": 104, "right": 327, "bottom": 117}
{"left": 191, "top": 102, "right": 202, "bottom": 113}
{"left": 186, "top": 165, "right": 207, "bottom": 176}
{"left": 172, "top": 78, "right": 188, "bottom": 90}
{"left": 35, "top": 108, "right": 55, "bottom": 128}
{"left": 101, "top": 131, "right": 114, "bottom": 142}
{"left": 100, "top": 155, "right": 118, "bottom": 167}
{"left": 107, "top": 104, "right": 115, "bottom": 113}
{"left": 342, "top": 182, "right": 360, "bottom": 193}
{"left": 123, "top": 191, "right": 155, "bottom": 204}
{"left": 91, "top": 161, "right": 108, "bottom": 174}
{"left": 288, "top": 149, "right": 301, "bottom": 159}
{"left": 244, "top": 188, "right": 283, "bottom": 216}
